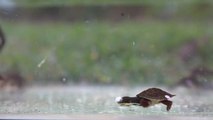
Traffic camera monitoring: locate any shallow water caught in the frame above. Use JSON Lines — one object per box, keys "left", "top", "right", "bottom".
{"left": 0, "top": 85, "right": 213, "bottom": 119}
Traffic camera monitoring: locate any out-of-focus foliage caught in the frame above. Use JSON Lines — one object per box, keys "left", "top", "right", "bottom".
{"left": 13, "top": 0, "right": 213, "bottom": 6}
{"left": 0, "top": 0, "right": 213, "bottom": 85}
{"left": 1, "top": 21, "right": 212, "bottom": 84}
{"left": 2, "top": 0, "right": 212, "bottom": 22}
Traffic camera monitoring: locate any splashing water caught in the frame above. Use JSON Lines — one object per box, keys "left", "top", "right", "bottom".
{"left": 0, "top": 85, "right": 213, "bottom": 119}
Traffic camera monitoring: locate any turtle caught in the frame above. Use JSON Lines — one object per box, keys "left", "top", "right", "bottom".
{"left": 115, "top": 88, "right": 175, "bottom": 111}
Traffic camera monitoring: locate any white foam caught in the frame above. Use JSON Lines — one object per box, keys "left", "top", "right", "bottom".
{"left": 115, "top": 97, "right": 122, "bottom": 102}
{"left": 165, "top": 95, "right": 171, "bottom": 100}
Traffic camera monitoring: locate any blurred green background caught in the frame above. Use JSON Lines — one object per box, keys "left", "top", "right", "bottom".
{"left": 0, "top": 0, "right": 213, "bottom": 85}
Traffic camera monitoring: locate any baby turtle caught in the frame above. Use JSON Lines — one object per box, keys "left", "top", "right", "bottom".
{"left": 115, "top": 88, "right": 175, "bottom": 111}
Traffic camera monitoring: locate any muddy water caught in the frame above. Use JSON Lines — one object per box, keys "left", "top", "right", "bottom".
{"left": 0, "top": 85, "right": 213, "bottom": 119}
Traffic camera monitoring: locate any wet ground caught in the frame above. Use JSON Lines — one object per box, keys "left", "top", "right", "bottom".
{"left": 0, "top": 85, "right": 213, "bottom": 119}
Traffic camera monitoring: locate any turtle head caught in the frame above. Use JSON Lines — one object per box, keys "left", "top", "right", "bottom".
{"left": 115, "top": 96, "right": 131, "bottom": 103}
{"left": 115, "top": 96, "right": 122, "bottom": 103}
{"left": 115, "top": 96, "right": 141, "bottom": 106}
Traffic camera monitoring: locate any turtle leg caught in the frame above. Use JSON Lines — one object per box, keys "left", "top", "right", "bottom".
{"left": 139, "top": 98, "right": 150, "bottom": 108}
{"left": 160, "top": 100, "right": 172, "bottom": 111}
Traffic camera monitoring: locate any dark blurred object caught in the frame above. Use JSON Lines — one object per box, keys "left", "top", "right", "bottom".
{"left": 174, "top": 66, "right": 213, "bottom": 89}
{"left": 0, "top": 26, "right": 5, "bottom": 52}
{"left": 178, "top": 40, "right": 198, "bottom": 63}
{"left": 0, "top": 70, "right": 25, "bottom": 93}
{"left": 0, "top": 26, "right": 25, "bottom": 93}
{"left": 178, "top": 37, "right": 209, "bottom": 63}
{"left": 175, "top": 37, "right": 213, "bottom": 89}
{"left": 0, "top": 6, "right": 146, "bottom": 22}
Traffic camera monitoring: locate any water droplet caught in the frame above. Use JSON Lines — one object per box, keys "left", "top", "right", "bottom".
{"left": 85, "top": 19, "right": 90, "bottom": 24}
{"left": 62, "top": 77, "right": 67, "bottom": 83}
{"left": 132, "top": 41, "right": 135, "bottom": 46}
{"left": 37, "top": 58, "right": 47, "bottom": 68}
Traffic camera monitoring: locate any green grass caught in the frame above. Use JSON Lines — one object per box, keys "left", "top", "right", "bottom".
{"left": 0, "top": 20, "right": 213, "bottom": 84}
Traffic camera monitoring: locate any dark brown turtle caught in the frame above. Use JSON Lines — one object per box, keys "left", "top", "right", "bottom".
{"left": 116, "top": 88, "right": 175, "bottom": 111}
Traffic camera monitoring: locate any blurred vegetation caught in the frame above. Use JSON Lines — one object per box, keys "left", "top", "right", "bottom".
{"left": 0, "top": 20, "right": 213, "bottom": 85}
{"left": 10, "top": 0, "right": 213, "bottom": 21}
{"left": 0, "top": 0, "right": 213, "bottom": 85}
{"left": 14, "top": 0, "right": 213, "bottom": 6}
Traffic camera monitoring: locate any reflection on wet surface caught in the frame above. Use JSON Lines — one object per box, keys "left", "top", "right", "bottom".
{"left": 0, "top": 85, "right": 213, "bottom": 119}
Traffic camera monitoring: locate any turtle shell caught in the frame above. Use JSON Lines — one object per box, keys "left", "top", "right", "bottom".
{"left": 136, "top": 88, "right": 175, "bottom": 100}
